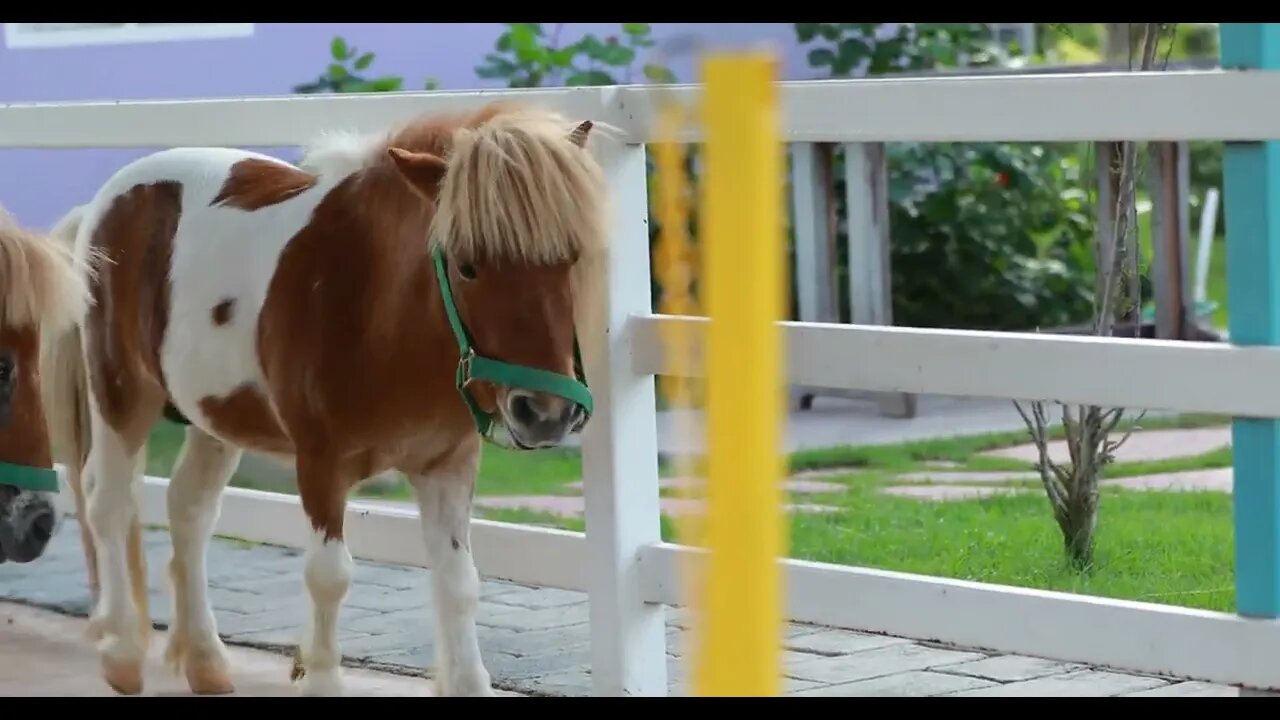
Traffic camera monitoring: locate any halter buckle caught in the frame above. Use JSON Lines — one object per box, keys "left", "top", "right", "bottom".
{"left": 458, "top": 348, "right": 477, "bottom": 389}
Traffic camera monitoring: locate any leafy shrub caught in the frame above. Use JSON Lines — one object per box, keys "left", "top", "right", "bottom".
{"left": 796, "top": 23, "right": 1098, "bottom": 330}
{"left": 293, "top": 35, "right": 439, "bottom": 94}
{"left": 878, "top": 142, "right": 1095, "bottom": 330}
{"left": 475, "top": 22, "right": 676, "bottom": 87}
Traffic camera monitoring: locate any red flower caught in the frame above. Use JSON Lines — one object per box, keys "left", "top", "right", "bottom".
{"left": 995, "top": 171, "right": 1009, "bottom": 187}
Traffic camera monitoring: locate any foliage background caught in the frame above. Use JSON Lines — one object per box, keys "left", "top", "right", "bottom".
{"left": 292, "top": 22, "right": 1224, "bottom": 332}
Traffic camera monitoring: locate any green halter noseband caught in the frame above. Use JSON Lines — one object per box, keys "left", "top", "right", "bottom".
{"left": 432, "top": 246, "right": 593, "bottom": 441}
{"left": 0, "top": 462, "right": 59, "bottom": 493}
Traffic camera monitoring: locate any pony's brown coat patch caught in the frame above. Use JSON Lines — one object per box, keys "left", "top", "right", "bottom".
{"left": 197, "top": 384, "right": 292, "bottom": 456}
{"left": 0, "top": 326, "right": 51, "bottom": 468}
{"left": 211, "top": 299, "right": 234, "bottom": 326}
{"left": 211, "top": 158, "right": 318, "bottom": 211}
{"left": 85, "top": 181, "right": 182, "bottom": 451}
{"left": 255, "top": 170, "right": 465, "bottom": 539}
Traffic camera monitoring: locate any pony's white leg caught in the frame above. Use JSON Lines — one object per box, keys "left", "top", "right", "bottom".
{"left": 409, "top": 469, "right": 493, "bottom": 697}
{"left": 293, "top": 528, "right": 353, "bottom": 696}
{"left": 85, "top": 413, "right": 149, "bottom": 695}
{"left": 293, "top": 459, "right": 352, "bottom": 697}
{"left": 163, "top": 425, "right": 242, "bottom": 695}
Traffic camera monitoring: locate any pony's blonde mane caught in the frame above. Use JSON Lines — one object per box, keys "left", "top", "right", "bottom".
{"left": 0, "top": 203, "right": 90, "bottom": 336}
{"left": 296, "top": 102, "right": 618, "bottom": 382}
{"left": 428, "top": 105, "right": 611, "bottom": 267}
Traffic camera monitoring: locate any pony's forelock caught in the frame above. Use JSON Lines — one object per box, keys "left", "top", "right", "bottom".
{"left": 0, "top": 204, "right": 91, "bottom": 336}
{"left": 427, "top": 106, "right": 613, "bottom": 267}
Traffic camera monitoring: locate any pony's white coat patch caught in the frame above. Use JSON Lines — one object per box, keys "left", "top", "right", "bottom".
{"left": 72, "top": 146, "right": 360, "bottom": 449}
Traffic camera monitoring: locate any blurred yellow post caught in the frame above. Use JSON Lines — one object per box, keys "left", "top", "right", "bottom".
{"left": 692, "top": 49, "right": 788, "bottom": 697}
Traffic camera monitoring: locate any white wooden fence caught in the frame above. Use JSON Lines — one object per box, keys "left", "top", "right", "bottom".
{"left": 7, "top": 66, "right": 1280, "bottom": 695}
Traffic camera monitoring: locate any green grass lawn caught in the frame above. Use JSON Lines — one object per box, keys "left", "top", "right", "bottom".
{"left": 789, "top": 481, "right": 1234, "bottom": 612}
{"left": 144, "top": 411, "right": 1239, "bottom": 615}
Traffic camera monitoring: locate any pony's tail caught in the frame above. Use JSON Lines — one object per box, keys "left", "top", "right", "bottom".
{"left": 41, "top": 205, "right": 91, "bottom": 479}
{"left": 39, "top": 205, "right": 151, "bottom": 645}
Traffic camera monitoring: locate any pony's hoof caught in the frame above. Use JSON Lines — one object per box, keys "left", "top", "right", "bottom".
{"left": 166, "top": 633, "right": 234, "bottom": 694}
{"left": 289, "top": 646, "right": 305, "bottom": 682}
{"left": 447, "top": 680, "right": 495, "bottom": 697}
{"left": 102, "top": 658, "right": 144, "bottom": 695}
{"left": 437, "top": 666, "right": 494, "bottom": 697}
{"left": 186, "top": 662, "right": 236, "bottom": 695}
{"left": 295, "top": 666, "right": 344, "bottom": 697}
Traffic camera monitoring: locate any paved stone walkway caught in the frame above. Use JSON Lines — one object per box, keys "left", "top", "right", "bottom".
{"left": 981, "top": 426, "right": 1232, "bottom": 465}
{"left": 892, "top": 426, "right": 1235, "bottom": 501}
{"left": 0, "top": 603, "right": 527, "bottom": 697}
{"left": 0, "top": 522, "right": 1247, "bottom": 696}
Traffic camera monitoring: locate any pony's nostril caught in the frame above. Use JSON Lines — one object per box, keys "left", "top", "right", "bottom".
{"left": 510, "top": 393, "right": 538, "bottom": 426}
{"left": 30, "top": 510, "right": 55, "bottom": 544}
{"left": 559, "top": 401, "right": 576, "bottom": 424}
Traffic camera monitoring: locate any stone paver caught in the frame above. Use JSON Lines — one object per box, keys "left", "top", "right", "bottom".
{"left": 981, "top": 427, "right": 1231, "bottom": 465}
{"left": 882, "top": 466, "right": 1236, "bottom": 502}
{"left": 0, "top": 521, "right": 1242, "bottom": 697}
{"left": 939, "top": 654, "right": 1086, "bottom": 682}
{"left": 0, "top": 602, "right": 526, "bottom": 697}
{"left": 785, "top": 643, "right": 987, "bottom": 685}
{"left": 895, "top": 470, "right": 1038, "bottom": 484}
{"left": 784, "top": 628, "right": 912, "bottom": 656}
{"left": 880, "top": 485, "right": 1030, "bottom": 501}
{"left": 944, "top": 669, "right": 1171, "bottom": 697}
{"left": 1103, "top": 468, "right": 1232, "bottom": 493}
{"left": 788, "top": 670, "right": 999, "bottom": 697}
{"left": 1125, "top": 681, "right": 1244, "bottom": 697}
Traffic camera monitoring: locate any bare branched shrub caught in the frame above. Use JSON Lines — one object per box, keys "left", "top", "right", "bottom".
{"left": 1014, "top": 23, "right": 1174, "bottom": 569}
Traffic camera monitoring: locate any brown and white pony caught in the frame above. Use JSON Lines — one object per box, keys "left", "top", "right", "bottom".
{"left": 40, "top": 101, "right": 610, "bottom": 696}
{"left": 0, "top": 203, "right": 151, "bottom": 654}
{"left": 0, "top": 205, "right": 85, "bottom": 564}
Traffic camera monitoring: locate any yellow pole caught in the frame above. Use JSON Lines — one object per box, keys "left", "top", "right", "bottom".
{"left": 650, "top": 90, "right": 707, "bottom": 658}
{"left": 692, "top": 50, "right": 787, "bottom": 697}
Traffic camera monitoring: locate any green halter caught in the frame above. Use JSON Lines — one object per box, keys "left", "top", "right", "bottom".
{"left": 0, "top": 462, "right": 59, "bottom": 493}
{"left": 431, "top": 246, "right": 593, "bottom": 441}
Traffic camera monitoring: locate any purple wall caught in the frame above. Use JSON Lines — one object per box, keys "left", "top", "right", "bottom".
{"left": 0, "top": 22, "right": 808, "bottom": 229}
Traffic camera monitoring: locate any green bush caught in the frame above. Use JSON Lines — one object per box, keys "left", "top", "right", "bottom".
{"left": 293, "top": 36, "right": 440, "bottom": 94}
{"left": 796, "top": 23, "right": 1099, "bottom": 330}
{"left": 876, "top": 142, "right": 1095, "bottom": 330}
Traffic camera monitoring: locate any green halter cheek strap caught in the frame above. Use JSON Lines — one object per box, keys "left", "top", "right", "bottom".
{"left": 432, "top": 247, "right": 594, "bottom": 439}
{"left": 0, "top": 461, "right": 59, "bottom": 493}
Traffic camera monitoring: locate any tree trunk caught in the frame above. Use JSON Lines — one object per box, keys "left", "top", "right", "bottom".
{"left": 1057, "top": 471, "right": 1101, "bottom": 569}
{"left": 1103, "top": 23, "right": 1132, "bottom": 61}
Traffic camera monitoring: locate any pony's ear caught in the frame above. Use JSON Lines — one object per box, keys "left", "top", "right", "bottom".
{"left": 387, "top": 147, "right": 448, "bottom": 197}
{"left": 568, "top": 120, "right": 594, "bottom": 148}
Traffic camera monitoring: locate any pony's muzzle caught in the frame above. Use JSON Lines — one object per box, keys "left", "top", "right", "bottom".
{"left": 0, "top": 494, "right": 58, "bottom": 564}
{"left": 504, "top": 389, "right": 584, "bottom": 448}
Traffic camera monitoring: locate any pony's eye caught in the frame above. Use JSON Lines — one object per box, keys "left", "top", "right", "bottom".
{"left": 458, "top": 264, "right": 478, "bottom": 281}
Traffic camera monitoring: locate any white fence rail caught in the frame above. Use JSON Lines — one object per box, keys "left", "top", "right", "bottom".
{"left": 631, "top": 316, "right": 1280, "bottom": 418}
{"left": 10, "top": 67, "right": 1280, "bottom": 695}
{"left": 6, "top": 70, "right": 1280, "bottom": 148}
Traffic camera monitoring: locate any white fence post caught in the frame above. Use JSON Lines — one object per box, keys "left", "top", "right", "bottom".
{"left": 790, "top": 142, "right": 838, "bottom": 326}
{"left": 580, "top": 138, "right": 668, "bottom": 697}
{"left": 843, "top": 142, "right": 916, "bottom": 418}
